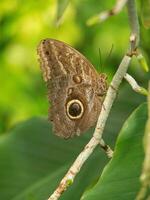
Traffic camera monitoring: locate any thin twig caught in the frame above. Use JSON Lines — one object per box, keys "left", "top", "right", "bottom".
{"left": 98, "top": 0, "right": 128, "bottom": 21}
{"left": 93, "top": 55, "right": 131, "bottom": 142}
{"left": 124, "top": 73, "right": 148, "bottom": 96}
{"left": 127, "top": 0, "right": 140, "bottom": 50}
{"left": 87, "top": 0, "right": 128, "bottom": 25}
{"left": 99, "top": 139, "right": 114, "bottom": 158}
{"left": 126, "top": 0, "right": 141, "bottom": 58}
{"left": 47, "top": 0, "right": 140, "bottom": 199}
{"left": 48, "top": 137, "right": 100, "bottom": 200}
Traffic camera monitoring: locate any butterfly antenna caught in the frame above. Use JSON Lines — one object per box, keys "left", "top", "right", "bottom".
{"left": 98, "top": 47, "right": 103, "bottom": 72}
{"left": 104, "top": 44, "right": 114, "bottom": 67}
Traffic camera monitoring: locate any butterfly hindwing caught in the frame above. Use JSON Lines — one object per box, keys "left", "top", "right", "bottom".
{"left": 37, "top": 39, "right": 107, "bottom": 138}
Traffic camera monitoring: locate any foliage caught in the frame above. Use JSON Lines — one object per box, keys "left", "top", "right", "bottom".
{"left": 140, "top": 0, "right": 150, "bottom": 28}
{"left": 0, "top": 0, "right": 150, "bottom": 134}
{"left": 0, "top": 0, "right": 150, "bottom": 199}
{"left": 82, "top": 103, "right": 148, "bottom": 200}
{"left": 0, "top": 95, "right": 147, "bottom": 200}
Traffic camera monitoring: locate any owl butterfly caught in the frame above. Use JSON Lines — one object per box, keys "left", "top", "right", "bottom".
{"left": 37, "top": 39, "right": 107, "bottom": 139}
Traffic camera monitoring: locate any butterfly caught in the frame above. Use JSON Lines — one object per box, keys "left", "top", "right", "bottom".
{"left": 37, "top": 39, "right": 107, "bottom": 139}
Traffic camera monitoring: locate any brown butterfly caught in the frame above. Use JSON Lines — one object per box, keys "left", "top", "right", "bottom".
{"left": 37, "top": 39, "right": 107, "bottom": 139}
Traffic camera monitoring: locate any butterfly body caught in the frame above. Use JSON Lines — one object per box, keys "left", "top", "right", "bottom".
{"left": 37, "top": 39, "right": 107, "bottom": 138}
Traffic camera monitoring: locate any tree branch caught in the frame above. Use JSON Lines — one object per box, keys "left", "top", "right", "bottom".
{"left": 93, "top": 55, "right": 131, "bottom": 142}
{"left": 47, "top": 0, "right": 140, "bottom": 199}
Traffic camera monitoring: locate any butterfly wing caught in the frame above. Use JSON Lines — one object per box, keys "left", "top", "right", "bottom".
{"left": 37, "top": 39, "right": 107, "bottom": 138}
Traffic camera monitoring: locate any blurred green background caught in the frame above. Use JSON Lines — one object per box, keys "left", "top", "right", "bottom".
{"left": 0, "top": 0, "right": 150, "bottom": 134}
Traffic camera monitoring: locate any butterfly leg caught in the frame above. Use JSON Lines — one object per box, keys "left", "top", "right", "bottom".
{"left": 99, "top": 138, "right": 113, "bottom": 158}
{"left": 97, "top": 73, "right": 108, "bottom": 96}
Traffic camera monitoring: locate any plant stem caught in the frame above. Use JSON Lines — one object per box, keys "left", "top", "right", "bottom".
{"left": 127, "top": 0, "right": 140, "bottom": 51}
{"left": 94, "top": 55, "right": 131, "bottom": 141}
{"left": 47, "top": 0, "right": 140, "bottom": 199}
{"left": 124, "top": 73, "right": 148, "bottom": 96}
{"left": 87, "top": 0, "right": 128, "bottom": 25}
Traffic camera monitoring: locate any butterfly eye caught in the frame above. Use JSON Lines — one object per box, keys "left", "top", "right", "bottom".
{"left": 66, "top": 99, "right": 84, "bottom": 119}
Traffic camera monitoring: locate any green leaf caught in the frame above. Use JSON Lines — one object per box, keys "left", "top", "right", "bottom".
{"left": 56, "top": 0, "right": 70, "bottom": 26}
{"left": 0, "top": 85, "right": 146, "bottom": 200}
{"left": 82, "top": 103, "right": 148, "bottom": 200}
{"left": 0, "top": 118, "right": 108, "bottom": 200}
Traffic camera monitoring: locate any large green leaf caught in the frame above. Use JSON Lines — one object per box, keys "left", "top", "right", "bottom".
{"left": 0, "top": 117, "right": 108, "bottom": 200}
{"left": 82, "top": 103, "right": 148, "bottom": 200}
{"left": 0, "top": 85, "right": 146, "bottom": 200}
